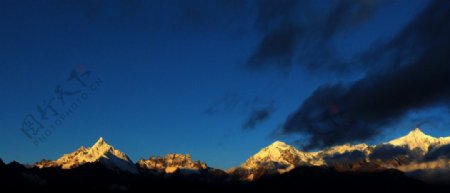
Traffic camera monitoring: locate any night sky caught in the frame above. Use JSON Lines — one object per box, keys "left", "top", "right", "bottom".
{"left": 1, "top": 0, "right": 450, "bottom": 169}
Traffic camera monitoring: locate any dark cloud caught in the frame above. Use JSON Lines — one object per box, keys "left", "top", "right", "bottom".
{"left": 205, "top": 93, "right": 276, "bottom": 131}
{"left": 246, "top": 0, "right": 384, "bottom": 73}
{"left": 367, "top": 143, "right": 450, "bottom": 163}
{"left": 280, "top": 1, "right": 450, "bottom": 149}
{"left": 425, "top": 144, "right": 450, "bottom": 161}
{"left": 323, "top": 150, "right": 366, "bottom": 165}
{"left": 247, "top": 25, "right": 299, "bottom": 71}
{"left": 242, "top": 103, "right": 276, "bottom": 130}
{"left": 369, "top": 144, "right": 410, "bottom": 162}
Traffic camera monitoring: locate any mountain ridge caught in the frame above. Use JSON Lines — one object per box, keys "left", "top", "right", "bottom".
{"left": 30, "top": 128, "right": 450, "bottom": 182}
{"left": 232, "top": 128, "right": 450, "bottom": 180}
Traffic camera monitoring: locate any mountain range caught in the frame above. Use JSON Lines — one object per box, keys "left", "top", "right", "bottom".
{"left": 232, "top": 128, "right": 450, "bottom": 181}
{"left": 25, "top": 128, "right": 450, "bottom": 183}
{"left": 3, "top": 128, "right": 450, "bottom": 192}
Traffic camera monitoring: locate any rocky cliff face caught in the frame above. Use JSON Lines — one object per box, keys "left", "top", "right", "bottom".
{"left": 137, "top": 154, "right": 207, "bottom": 174}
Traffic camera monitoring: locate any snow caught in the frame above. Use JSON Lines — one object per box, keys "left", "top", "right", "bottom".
{"left": 235, "top": 128, "right": 450, "bottom": 180}
{"left": 388, "top": 128, "right": 450, "bottom": 152}
{"left": 36, "top": 137, "right": 138, "bottom": 174}
{"left": 241, "top": 141, "right": 320, "bottom": 173}
{"left": 165, "top": 166, "right": 179, "bottom": 173}
{"left": 322, "top": 143, "right": 369, "bottom": 155}
{"left": 34, "top": 128, "right": 450, "bottom": 180}
{"left": 240, "top": 140, "right": 372, "bottom": 174}
{"left": 137, "top": 153, "right": 207, "bottom": 174}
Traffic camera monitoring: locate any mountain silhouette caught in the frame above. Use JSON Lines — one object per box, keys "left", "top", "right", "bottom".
{"left": 3, "top": 128, "right": 450, "bottom": 192}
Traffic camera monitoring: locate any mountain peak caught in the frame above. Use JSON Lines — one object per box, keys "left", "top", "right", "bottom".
{"left": 409, "top": 128, "right": 425, "bottom": 136}
{"left": 403, "top": 128, "right": 432, "bottom": 141}
{"left": 388, "top": 128, "right": 437, "bottom": 152}
{"left": 244, "top": 141, "right": 300, "bottom": 165}
{"left": 268, "top": 140, "right": 289, "bottom": 149}
{"left": 36, "top": 136, "right": 138, "bottom": 173}
{"left": 236, "top": 140, "right": 322, "bottom": 180}
{"left": 91, "top": 137, "right": 113, "bottom": 151}
{"left": 94, "top": 137, "right": 106, "bottom": 146}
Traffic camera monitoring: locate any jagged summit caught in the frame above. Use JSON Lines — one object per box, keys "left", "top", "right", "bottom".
{"left": 138, "top": 153, "right": 207, "bottom": 174}
{"left": 91, "top": 137, "right": 110, "bottom": 151}
{"left": 90, "top": 137, "right": 115, "bottom": 153}
{"left": 35, "top": 137, "right": 138, "bottom": 174}
{"left": 88, "top": 137, "right": 122, "bottom": 159}
{"left": 94, "top": 137, "right": 106, "bottom": 146}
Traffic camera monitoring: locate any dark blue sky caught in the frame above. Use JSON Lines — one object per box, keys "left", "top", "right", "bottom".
{"left": 1, "top": 0, "right": 449, "bottom": 169}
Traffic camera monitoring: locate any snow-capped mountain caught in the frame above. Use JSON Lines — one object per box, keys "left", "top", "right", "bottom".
{"left": 232, "top": 141, "right": 372, "bottom": 180}
{"left": 321, "top": 143, "right": 370, "bottom": 156}
{"left": 230, "top": 141, "right": 322, "bottom": 180}
{"left": 241, "top": 141, "right": 321, "bottom": 170}
{"left": 137, "top": 153, "right": 207, "bottom": 174}
{"left": 35, "top": 137, "right": 138, "bottom": 174}
{"left": 30, "top": 128, "right": 450, "bottom": 181}
{"left": 388, "top": 128, "right": 450, "bottom": 152}
{"left": 232, "top": 128, "right": 450, "bottom": 180}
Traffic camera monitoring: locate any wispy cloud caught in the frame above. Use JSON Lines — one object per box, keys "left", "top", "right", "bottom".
{"left": 246, "top": 0, "right": 385, "bottom": 74}
{"left": 242, "top": 103, "right": 275, "bottom": 130}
